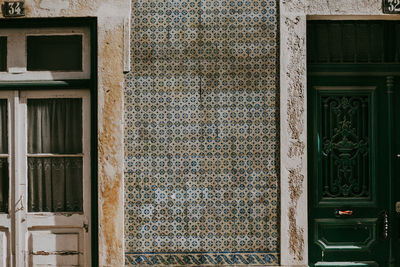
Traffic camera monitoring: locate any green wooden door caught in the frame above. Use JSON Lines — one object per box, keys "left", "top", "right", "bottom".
{"left": 308, "top": 75, "right": 397, "bottom": 267}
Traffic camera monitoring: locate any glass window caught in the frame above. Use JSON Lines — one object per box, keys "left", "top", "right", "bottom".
{"left": 0, "top": 100, "right": 8, "bottom": 212}
{"left": 0, "top": 37, "right": 6, "bottom": 72}
{"left": 27, "top": 35, "right": 82, "bottom": 71}
{"left": 27, "top": 98, "right": 83, "bottom": 212}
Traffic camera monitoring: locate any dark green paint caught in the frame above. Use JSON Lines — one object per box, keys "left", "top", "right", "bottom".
{"left": 308, "top": 75, "right": 400, "bottom": 266}
{"left": 307, "top": 20, "right": 400, "bottom": 267}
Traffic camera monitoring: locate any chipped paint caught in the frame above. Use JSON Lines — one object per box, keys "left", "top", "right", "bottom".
{"left": 285, "top": 17, "right": 305, "bottom": 141}
{"left": 288, "top": 206, "right": 304, "bottom": 261}
{"left": 284, "top": 17, "right": 306, "bottom": 262}
{"left": 31, "top": 250, "right": 81, "bottom": 255}
{"left": 288, "top": 167, "right": 304, "bottom": 261}
{"left": 280, "top": 12, "right": 307, "bottom": 265}
{"left": 288, "top": 141, "right": 305, "bottom": 158}
{"left": 288, "top": 168, "right": 304, "bottom": 204}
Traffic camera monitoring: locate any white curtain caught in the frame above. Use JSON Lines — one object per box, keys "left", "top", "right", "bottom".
{"left": 28, "top": 157, "right": 82, "bottom": 212}
{"left": 28, "top": 99, "right": 82, "bottom": 153}
{"left": 27, "top": 99, "right": 83, "bottom": 212}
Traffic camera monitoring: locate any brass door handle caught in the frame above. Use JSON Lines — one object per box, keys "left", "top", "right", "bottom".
{"left": 336, "top": 209, "right": 353, "bottom": 216}
{"left": 338, "top": 210, "right": 353, "bottom": 216}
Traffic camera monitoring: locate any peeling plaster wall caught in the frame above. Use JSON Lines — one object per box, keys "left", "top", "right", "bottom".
{"left": 279, "top": 9, "right": 307, "bottom": 266}
{"left": 280, "top": 0, "right": 393, "bottom": 266}
{"left": 0, "top": 1, "right": 130, "bottom": 266}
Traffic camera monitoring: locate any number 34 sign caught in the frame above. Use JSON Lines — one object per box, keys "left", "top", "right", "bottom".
{"left": 2, "top": 1, "right": 25, "bottom": 17}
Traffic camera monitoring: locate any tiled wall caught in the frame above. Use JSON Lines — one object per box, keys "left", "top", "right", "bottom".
{"left": 124, "top": 0, "right": 279, "bottom": 265}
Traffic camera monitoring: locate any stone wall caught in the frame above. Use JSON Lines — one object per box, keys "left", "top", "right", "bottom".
{"left": 124, "top": 0, "right": 280, "bottom": 265}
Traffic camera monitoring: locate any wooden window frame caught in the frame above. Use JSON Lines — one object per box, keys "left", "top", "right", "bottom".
{"left": 0, "top": 27, "right": 91, "bottom": 81}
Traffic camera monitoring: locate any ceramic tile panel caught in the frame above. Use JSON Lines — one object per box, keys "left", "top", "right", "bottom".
{"left": 124, "top": 0, "right": 279, "bottom": 265}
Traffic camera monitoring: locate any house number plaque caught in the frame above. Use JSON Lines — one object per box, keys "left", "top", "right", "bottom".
{"left": 383, "top": 0, "right": 400, "bottom": 13}
{"left": 3, "top": 1, "right": 25, "bottom": 17}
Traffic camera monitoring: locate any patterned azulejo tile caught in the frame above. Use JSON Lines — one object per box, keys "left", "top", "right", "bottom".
{"left": 124, "top": 0, "right": 279, "bottom": 265}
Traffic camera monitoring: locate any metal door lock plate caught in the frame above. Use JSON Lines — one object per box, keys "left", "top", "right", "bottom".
{"left": 396, "top": 202, "right": 400, "bottom": 213}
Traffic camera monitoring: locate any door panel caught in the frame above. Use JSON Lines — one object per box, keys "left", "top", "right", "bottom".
{"left": 0, "top": 230, "right": 9, "bottom": 267}
{"left": 19, "top": 90, "right": 91, "bottom": 267}
{"left": 315, "top": 218, "right": 377, "bottom": 251}
{"left": 308, "top": 77, "right": 390, "bottom": 266}
{"left": 316, "top": 87, "right": 375, "bottom": 206}
{"left": 0, "top": 90, "right": 90, "bottom": 266}
{"left": 28, "top": 228, "right": 84, "bottom": 267}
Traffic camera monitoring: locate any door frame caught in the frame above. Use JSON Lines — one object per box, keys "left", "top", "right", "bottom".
{"left": 279, "top": 2, "right": 400, "bottom": 266}
{"left": 0, "top": 18, "right": 98, "bottom": 266}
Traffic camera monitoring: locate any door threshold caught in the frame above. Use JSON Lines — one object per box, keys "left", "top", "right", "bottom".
{"left": 314, "top": 261, "right": 378, "bottom": 266}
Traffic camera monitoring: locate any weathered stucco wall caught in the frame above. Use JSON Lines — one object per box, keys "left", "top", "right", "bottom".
{"left": 2, "top": 0, "right": 392, "bottom": 266}
{"left": 280, "top": 0, "right": 395, "bottom": 266}
{"left": 124, "top": 0, "right": 279, "bottom": 265}
{"left": 0, "top": 1, "right": 130, "bottom": 266}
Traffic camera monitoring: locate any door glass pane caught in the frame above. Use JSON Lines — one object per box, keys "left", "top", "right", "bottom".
{"left": 28, "top": 99, "right": 82, "bottom": 154}
{"left": 0, "top": 159, "right": 8, "bottom": 213}
{"left": 27, "top": 35, "right": 82, "bottom": 71}
{"left": 28, "top": 157, "right": 82, "bottom": 212}
{"left": 0, "top": 37, "right": 6, "bottom": 72}
{"left": 0, "top": 100, "right": 7, "bottom": 154}
{"left": 0, "top": 100, "right": 7, "bottom": 212}
{"left": 27, "top": 98, "right": 82, "bottom": 212}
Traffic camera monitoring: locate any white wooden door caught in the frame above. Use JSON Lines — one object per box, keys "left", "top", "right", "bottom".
{"left": 0, "top": 91, "right": 14, "bottom": 266}
{"left": 0, "top": 90, "right": 91, "bottom": 267}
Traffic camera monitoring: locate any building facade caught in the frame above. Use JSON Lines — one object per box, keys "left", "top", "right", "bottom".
{"left": 0, "top": 0, "right": 398, "bottom": 266}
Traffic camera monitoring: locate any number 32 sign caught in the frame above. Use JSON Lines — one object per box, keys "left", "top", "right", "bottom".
{"left": 2, "top": 1, "right": 25, "bottom": 17}
{"left": 383, "top": 0, "right": 400, "bottom": 13}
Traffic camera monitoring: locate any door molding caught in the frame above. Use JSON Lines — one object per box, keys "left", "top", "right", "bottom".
{"left": 279, "top": 1, "right": 399, "bottom": 266}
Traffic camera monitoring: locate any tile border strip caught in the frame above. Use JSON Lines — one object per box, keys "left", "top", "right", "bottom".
{"left": 125, "top": 252, "right": 279, "bottom": 266}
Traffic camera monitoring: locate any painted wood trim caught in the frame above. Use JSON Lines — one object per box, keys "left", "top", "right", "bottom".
{"left": 0, "top": 27, "right": 91, "bottom": 81}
